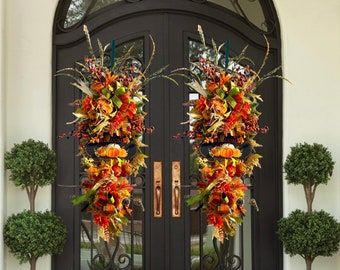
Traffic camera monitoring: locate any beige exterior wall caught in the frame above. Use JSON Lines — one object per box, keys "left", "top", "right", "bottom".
{"left": 1, "top": 0, "right": 339, "bottom": 269}
{"left": 274, "top": 0, "right": 340, "bottom": 269}
{"left": 4, "top": 0, "right": 59, "bottom": 269}
{"left": 0, "top": 0, "right": 5, "bottom": 269}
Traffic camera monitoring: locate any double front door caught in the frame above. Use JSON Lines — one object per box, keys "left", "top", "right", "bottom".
{"left": 54, "top": 6, "right": 282, "bottom": 270}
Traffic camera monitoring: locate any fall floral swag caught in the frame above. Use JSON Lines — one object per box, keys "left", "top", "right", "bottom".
{"left": 59, "top": 25, "right": 284, "bottom": 242}
{"left": 58, "top": 25, "right": 174, "bottom": 240}
{"left": 176, "top": 25, "right": 285, "bottom": 241}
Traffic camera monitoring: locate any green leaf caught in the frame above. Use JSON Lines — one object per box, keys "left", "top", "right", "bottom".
{"left": 102, "top": 88, "right": 111, "bottom": 99}
{"left": 251, "top": 102, "right": 259, "bottom": 113}
{"left": 187, "top": 179, "right": 220, "bottom": 206}
{"left": 115, "top": 86, "right": 126, "bottom": 97}
{"left": 71, "top": 194, "right": 89, "bottom": 205}
{"left": 217, "top": 88, "right": 225, "bottom": 99}
{"left": 187, "top": 193, "right": 206, "bottom": 206}
{"left": 71, "top": 190, "right": 95, "bottom": 205}
{"left": 112, "top": 95, "right": 123, "bottom": 108}
{"left": 229, "top": 86, "right": 240, "bottom": 96}
{"left": 137, "top": 102, "right": 144, "bottom": 113}
{"left": 226, "top": 95, "right": 237, "bottom": 108}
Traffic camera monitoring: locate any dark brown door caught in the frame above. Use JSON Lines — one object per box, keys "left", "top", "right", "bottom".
{"left": 166, "top": 14, "right": 282, "bottom": 270}
{"left": 53, "top": 1, "right": 282, "bottom": 270}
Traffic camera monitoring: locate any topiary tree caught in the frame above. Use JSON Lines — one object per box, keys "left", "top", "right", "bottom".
{"left": 4, "top": 139, "right": 57, "bottom": 212}
{"left": 4, "top": 211, "right": 67, "bottom": 270}
{"left": 284, "top": 143, "right": 334, "bottom": 212}
{"left": 4, "top": 139, "right": 67, "bottom": 270}
{"left": 279, "top": 142, "right": 339, "bottom": 270}
{"left": 278, "top": 210, "right": 340, "bottom": 270}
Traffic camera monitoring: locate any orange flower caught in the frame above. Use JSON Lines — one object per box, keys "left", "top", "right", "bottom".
{"left": 127, "top": 102, "right": 137, "bottom": 118}
{"left": 207, "top": 72, "right": 231, "bottom": 92}
{"left": 97, "top": 98, "right": 113, "bottom": 114}
{"left": 87, "top": 166, "right": 99, "bottom": 177}
{"left": 196, "top": 96, "right": 207, "bottom": 112}
{"left": 119, "top": 93, "right": 130, "bottom": 103}
{"left": 224, "top": 112, "right": 238, "bottom": 132}
{"left": 217, "top": 204, "right": 230, "bottom": 214}
{"left": 120, "top": 102, "right": 137, "bottom": 119}
{"left": 109, "top": 111, "right": 124, "bottom": 133}
{"left": 94, "top": 212, "right": 110, "bottom": 228}
{"left": 103, "top": 204, "right": 115, "bottom": 213}
{"left": 91, "top": 72, "right": 117, "bottom": 92}
{"left": 233, "top": 92, "right": 244, "bottom": 104}
{"left": 240, "top": 102, "right": 251, "bottom": 119}
{"left": 82, "top": 96, "right": 93, "bottom": 112}
{"left": 112, "top": 165, "right": 122, "bottom": 177}
{"left": 207, "top": 213, "right": 223, "bottom": 228}
{"left": 226, "top": 165, "right": 236, "bottom": 176}
{"left": 121, "top": 162, "right": 132, "bottom": 177}
{"left": 213, "top": 166, "right": 226, "bottom": 180}
{"left": 201, "top": 166, "right": 214, "bottom": 180}
{"left": 210, "top": 98, "right": 227, "bottom": 115}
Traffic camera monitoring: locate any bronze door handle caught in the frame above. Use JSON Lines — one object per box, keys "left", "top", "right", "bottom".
{"left": 155, "top": 186, "right": 161, "bottom": 216}
{"left": 172, "top": 161, "right": 181, "bottom": 218}
{"left": 153, "top": 161, "right": 162, "bottom": 218}
{"left": 174, "top": 186, "right": 180, "bottom": 216}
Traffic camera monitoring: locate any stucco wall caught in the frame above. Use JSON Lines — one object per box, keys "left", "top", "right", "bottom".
{"left": 4, "top": 0, "right": 59, "bottom": 269}
{"left": 274, "top": 0, "right": 340, "bottom": 269}
{"left": 0, "top": 0, "right": 5, "bottom": 269}
{"left": 2, "top": 0, "right": 340, "bottom": 270}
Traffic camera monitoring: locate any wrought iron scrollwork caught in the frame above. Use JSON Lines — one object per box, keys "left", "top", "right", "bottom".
{"left": 116, "top": 253, "right": 132, "bottom": 269}
{"left": 202, "top": 253, "right": 217, "bottom": 269}
{"left": 88, "top": 237, "right": 132, "bottom": 270}
{"left": 213, "top": 237, "right": 242, "bottom": 270}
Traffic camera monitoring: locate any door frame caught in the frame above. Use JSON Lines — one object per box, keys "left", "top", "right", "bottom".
{"left": 52, "top": 1, "right": 283, "bottom": 269}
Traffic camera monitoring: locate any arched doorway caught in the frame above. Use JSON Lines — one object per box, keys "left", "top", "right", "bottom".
{"left": 53, "top": 1, "right": 282, "bottom": 269}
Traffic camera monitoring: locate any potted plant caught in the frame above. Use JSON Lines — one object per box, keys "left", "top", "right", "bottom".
{"left": 278, "top": 143, "right": 340, "bottom": 270}
{"left": 4, "top": 139, "right": 67, "bottom": 270}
